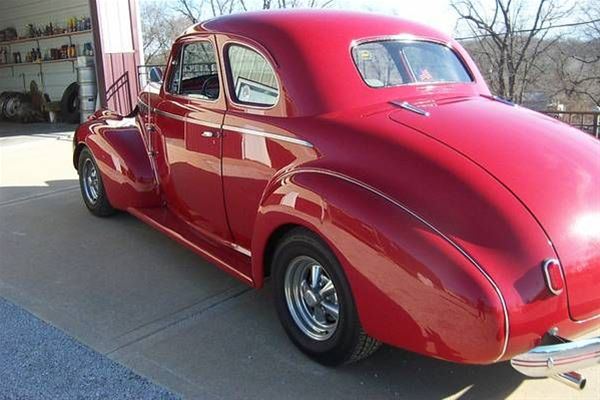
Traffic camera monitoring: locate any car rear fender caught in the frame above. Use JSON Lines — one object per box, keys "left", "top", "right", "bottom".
{"left": 252, "top": 168, "right": 507, "bottom": 364}
{"left": 73, "top": 112, "right": 161, "bottom": 210}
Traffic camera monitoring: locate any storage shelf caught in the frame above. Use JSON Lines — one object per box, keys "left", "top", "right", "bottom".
{"left": 0, "top": 29, "right": 92, "bottom": 47}
{"left": 0, "top": 58, "right": 77, "bottom": 69}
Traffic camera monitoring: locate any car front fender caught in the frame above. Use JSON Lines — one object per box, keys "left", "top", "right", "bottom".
{"left": 73, "top": 114, "right": 160, "bottom": 210}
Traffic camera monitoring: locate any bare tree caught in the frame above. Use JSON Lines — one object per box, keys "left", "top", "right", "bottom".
{"left": 142, "top": 1, "right": 186, "bottom": 64}
{"left": 453, "top": 0, "right": 572, "bottom": 103}
{"left": 143, "top": 0, "right": 335, "bottom": 64}
{"left": 551, "top": 2, "right": 600, "bottom": 108}
{"left": 172, "top": 0, "right": 204, "bottom": 23}
{"left": 172, "top": 0, "right": 334, "bottom": 21}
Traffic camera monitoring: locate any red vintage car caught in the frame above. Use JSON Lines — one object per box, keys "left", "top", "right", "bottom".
{"left": 73, "top": 10, "right": 600, "bottom": 389}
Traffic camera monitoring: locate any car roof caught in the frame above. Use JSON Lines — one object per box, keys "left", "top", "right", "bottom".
{"left": 178, "top": 11, "right": 477, "bottom": 116}
{"left": 181, "top": 10, "right": 451, "bottom": 45}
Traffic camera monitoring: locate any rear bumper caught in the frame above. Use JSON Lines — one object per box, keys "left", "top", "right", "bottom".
{"left": 511, "top": 336, "right": 600, "bottom": 378}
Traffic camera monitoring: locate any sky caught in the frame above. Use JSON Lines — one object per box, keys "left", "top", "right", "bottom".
{"left": 329, "top": 0, "right": 458, "bottom": 34}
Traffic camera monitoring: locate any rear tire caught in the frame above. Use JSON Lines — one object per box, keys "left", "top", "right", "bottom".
{"left": 77, "top": 148, "right": 116, "bottom": 217}
{"left": 272, "top": 227, "right": 380, "bottom": 366}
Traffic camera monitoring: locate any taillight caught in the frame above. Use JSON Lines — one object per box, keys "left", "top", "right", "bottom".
{"left": 543, "top": 259, "right": 564, "bottom": 295}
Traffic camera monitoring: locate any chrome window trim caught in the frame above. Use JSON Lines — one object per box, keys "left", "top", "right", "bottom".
{"left": 278, "top": 167, "right": 510, "bottom": 362}
{"left": 222, "top": 125, "right": 313, "bottom": 148}
{"left": 168, "top": 39, "right": 222, "bottom": 104}
{"left": 222, "top": 40, "right": 282, "bottom": 111}
{"left": 349, "top": 36, "right": 476, "bottom": 89}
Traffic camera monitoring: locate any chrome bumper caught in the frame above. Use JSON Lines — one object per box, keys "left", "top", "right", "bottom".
{"left": 511, "top": 336, "right": 600, "bottom": 390}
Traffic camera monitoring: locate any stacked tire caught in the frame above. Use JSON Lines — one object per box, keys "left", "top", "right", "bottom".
{"left": 0, "top": 91, "right": 25, "bottom": 121}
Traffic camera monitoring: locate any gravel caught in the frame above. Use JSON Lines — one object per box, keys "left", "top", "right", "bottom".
{"left": 0, "top": 297, "right": 181, "bottom": 399}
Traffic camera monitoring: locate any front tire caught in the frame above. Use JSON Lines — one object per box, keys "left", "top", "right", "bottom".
{"left": 272, "top": 228, "right": 380, "bottom": 366}
{"left": 77, "top": 148, "right": 116, "bottom": 217}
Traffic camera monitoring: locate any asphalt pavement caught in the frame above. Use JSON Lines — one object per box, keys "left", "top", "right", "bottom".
{"left": 0, "top": 121, "right": 598, "bottom": 400}
{"left": 0, "top": 296, "right": 180, "bottom": 399}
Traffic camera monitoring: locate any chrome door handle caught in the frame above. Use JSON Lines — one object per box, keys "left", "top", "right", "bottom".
{"left": 201, "top": 131, "right": 217, "bottom": 138}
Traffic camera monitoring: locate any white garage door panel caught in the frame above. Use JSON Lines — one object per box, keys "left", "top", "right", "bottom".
{"left": 0, "top": 1, "right": 89, "bottom": 33}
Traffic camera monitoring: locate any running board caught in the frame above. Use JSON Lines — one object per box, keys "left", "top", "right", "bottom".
{"left": 128, "top": 206, "right": 254, "bottom": 286}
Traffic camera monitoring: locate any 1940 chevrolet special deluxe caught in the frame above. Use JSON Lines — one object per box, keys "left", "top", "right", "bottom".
{"left": 73, "top": 10, "right": 600, "bottom": 389}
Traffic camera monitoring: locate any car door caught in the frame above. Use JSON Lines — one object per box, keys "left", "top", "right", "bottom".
{"left": 219, "top": 39, "right": 316, "bottom": 251}
{"left": 155, "top": 36, "right": 231, "bottom": 240}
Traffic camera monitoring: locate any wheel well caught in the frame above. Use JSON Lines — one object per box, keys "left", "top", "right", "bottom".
{"left": 73, "top": 143, "right": 86, "bottom": 170}
{"left": 262, "top": 224, "right": 300, "bottom": 278}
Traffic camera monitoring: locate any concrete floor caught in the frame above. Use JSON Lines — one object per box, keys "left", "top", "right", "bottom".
{"left": 0, "top": 121, "right": 599, "bottom": 400}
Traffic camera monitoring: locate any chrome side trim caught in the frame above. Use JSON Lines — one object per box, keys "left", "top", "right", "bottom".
{"left": 229, "top": 243, "right": 252, "bottom": 257}
{"left": 223, "top": 125, "right": 313, "bottom": 148}
{"left": 137, "top": 101, "right": 310, "bottom": 147}
{"left": 391, "top": 100, "right": 431, "bottom": 116}
{"left": 154, "top": 108, "right": 186, "bottom": 123}
{"left": 280, "top": 167, "right": 510, "bottom": 362}
{"left": 139, "top": 102, "right": 223, "bottom": 130}
{"left": 575, "top": 313, "right": 600, "bottom": 323}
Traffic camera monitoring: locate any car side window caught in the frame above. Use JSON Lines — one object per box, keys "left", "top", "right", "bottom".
{"left": 168, "top": 41, "right": 220, "bottom": 100}
{"left": 227, "top": 44, "right": 279, "bottom": 107}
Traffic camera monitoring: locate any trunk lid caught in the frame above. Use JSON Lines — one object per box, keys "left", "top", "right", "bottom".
{"left": 389, "top": 95, "right": 600, "bottom": 321}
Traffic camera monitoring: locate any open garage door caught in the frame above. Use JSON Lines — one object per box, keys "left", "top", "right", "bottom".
{"left": 90, "top": 0, "right": 142, "bottom": 115}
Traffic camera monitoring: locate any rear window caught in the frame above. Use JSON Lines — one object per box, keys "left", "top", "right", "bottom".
{"left": 352, "top": 41, "right": 472, "bottom": 88}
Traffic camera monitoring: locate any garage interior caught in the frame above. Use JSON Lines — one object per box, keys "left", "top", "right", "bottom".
{"left": 0, "top": 0, "right": 142, "bottom": 126}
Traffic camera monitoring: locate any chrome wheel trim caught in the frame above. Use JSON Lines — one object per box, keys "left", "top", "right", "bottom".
{"left": 82, "top": 158, "right": 100, "bottom": 204}
{"left": 284, "top": 255, "right": 340, "bottom": 341}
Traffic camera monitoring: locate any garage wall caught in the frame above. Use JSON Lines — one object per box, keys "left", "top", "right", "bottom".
{"left": 0, "top": 0, "right": 92, "bottom": 101}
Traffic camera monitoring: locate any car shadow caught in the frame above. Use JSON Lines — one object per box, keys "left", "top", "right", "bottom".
{"left": 343, "top": 340, "right": 526, "bottom": 399}
{"left": 0, "top": 121, "right": 77, "bottom": 138}
{"left": 0, "top": 179, "right": 80, "bottom": 205}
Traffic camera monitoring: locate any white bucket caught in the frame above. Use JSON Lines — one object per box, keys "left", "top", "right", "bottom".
{"left": 79, "top": 82, "right": 97, "bottom": 98}
{"left": 77, "top": 56, "right": 94, "bottom": 68}
{"left": 80, "top": 95, "right": 96, "bottom": 112}
{"left": 77, "top": 66, "right": 96, "bottom": 84}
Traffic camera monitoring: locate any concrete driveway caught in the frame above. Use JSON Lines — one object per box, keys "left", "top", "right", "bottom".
{"left": 1, "top": 122, "right": 598, "bottom": 400}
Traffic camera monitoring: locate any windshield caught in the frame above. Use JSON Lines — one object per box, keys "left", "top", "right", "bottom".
{"left": 352, "top": 40, "right": 472, "bottom": 88}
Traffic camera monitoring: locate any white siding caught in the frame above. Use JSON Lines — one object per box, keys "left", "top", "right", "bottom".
{"left": 0, "top": 0, "right": 92, "bottom": 101}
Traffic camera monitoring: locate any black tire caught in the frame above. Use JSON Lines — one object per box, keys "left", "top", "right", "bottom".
{"left": 3, "top": 92, "right": 25, "bottom": 121}
{"left": 272, "top": 227, "right": 380, "bottom": 366}
{"left": 60, "top": 82, "right": 80, "bottom": 123}
{"left": 0, "top": 91, "right": 18, "bottom": 120}
{"left": 77, "top": 148, "right": 116, "bottom": 217}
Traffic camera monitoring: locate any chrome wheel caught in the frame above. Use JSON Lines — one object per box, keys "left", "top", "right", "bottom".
{"left": 82, "top": 158, "right": 100, "bottom": 204}
{"left": 284, "top": 256, "right": 340, "bottom": 341}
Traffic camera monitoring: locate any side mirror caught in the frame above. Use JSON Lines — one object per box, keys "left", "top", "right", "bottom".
{"left": 149, "top": 66, "right": 163, "bottom": 84}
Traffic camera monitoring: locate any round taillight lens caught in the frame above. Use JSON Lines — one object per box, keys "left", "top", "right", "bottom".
{"left": 543, "top": 259, "right": 564, "bottom": 295}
